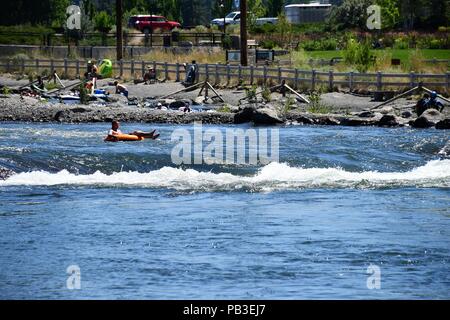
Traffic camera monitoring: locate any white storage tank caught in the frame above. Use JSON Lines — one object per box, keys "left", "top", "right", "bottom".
{"left": 285, "top": 2, "right": 332, "bottom": 24}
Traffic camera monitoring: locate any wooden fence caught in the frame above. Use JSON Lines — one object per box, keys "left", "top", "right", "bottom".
{"left": 0, "top": 31, "right": 223, "bottom": 47}
{"left": 1, "top": 58, "right": 449, "bottom": 92}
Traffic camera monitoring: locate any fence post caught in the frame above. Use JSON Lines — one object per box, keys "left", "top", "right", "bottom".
{"left": 205, "top": 64, "right": 209, "bottom": 82}
{"left": 176, "top": 63, "right": 180, "bottom": 82}
{"left": 328, "top": 70, "right": 334, "bottom": 91}
{"left": 165, "top": 62, "right": 168, "bottom": 81}
{"left": 446, "top": 72, "right": 450, "bottom": 92}
{"left": 21, "top": 59, "right": 25, "bottom": 74}
{"left": 64, "top": 58, "right": 68, "bottom": 76}
{"left": 409, "top": 71, "right": 415, "bottom": 88}
{"left": 311, "top": 69, "right": 316, "bottom": 91}
{"left": 294, "top": 68, "right": 299, "bottom": 89}
{"left": 263, "top": 65, "right": 267, "bottom": 84}
{"left": 76, "top": 60, "right": 80, "bottom": 77}
{"left": 36, "top": 59, "right": 39, "bottom": 74}
{"left": 50, "top": 59, "right": 54, "bottom": 74}
{"left": 278, "top": 67, "right": 282, "bottom": 83}
{"left": 215, "top": 63, "right": 219, "bottom": 84}
{"left": 141, "top": 60, "right": 145, "bottom": 77}
{"left": 227, "top": 64, "right": 231, "bottom": 84}
{"left": 6, "top": 59, "right": 10, "bottom": 73}
{"left": 131, "top": 60, "right": 135, "bottom": 76}
{"left": 119, "top": 60, "right": 123, "bottom": 77}
{"left": 349, "top": 71, "right": 354, "bottom": 92}
{"left": 250, "top": 65, "right": 254, "bottom": 85}
{"left": 376, "top": 71, "right": 382, "bottom": 91}
{"left": 238, "top": 64, "right": 242, "bottom": 82}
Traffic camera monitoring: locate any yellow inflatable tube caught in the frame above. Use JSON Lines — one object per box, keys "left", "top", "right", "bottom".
{"left": 104, "top": 134, "right": 144, "bottom": 142}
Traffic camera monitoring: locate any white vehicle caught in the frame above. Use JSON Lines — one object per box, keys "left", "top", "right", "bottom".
{"left": 211, "top": 11, "right": 278, "bottom": 27}
{"left": 211, "top": 11, "right": 241, "bottom": 27}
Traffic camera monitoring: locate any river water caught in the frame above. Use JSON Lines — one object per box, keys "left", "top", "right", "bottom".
{"left": 0, "top": 122, "right": 449, "bottom": 299}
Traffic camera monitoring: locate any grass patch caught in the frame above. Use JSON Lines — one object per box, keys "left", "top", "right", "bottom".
{"left": 217, "top": 104, "right": 232, "bottom": 113}
{"left": 307, "top": 49, "right": 450, "bottom": 61}
{"left": 295, "top": 49, "right": 449, "bottom": 73}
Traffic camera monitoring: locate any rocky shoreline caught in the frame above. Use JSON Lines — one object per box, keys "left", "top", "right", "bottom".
{"left": 0, "top": 94, "right": 449, "bottom": 129}
{"left": 1, "top": 75, "right": 449, "bottom": 129}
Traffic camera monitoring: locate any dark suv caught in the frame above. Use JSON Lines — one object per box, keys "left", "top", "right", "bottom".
{"left": 128, "top": 15, "right": 181, "bottom": 33}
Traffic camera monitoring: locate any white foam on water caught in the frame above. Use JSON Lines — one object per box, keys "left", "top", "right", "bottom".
{"left": 1, "top": 160, "right": 449, "bottom": 191}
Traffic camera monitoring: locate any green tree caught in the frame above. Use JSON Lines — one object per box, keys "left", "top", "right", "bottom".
{"left": 83, "top": 0, "right": 96, "bottom": 20}
{"left": 399, "top": 0, "right": 427, "bottom": 30}
{"left": 425, "top": 0, "right": 450, "bottom": 29}
{"left": 50, "top": 0, "right": 71, "bottom": 28}
{"left": 212, "top": 0, "right": 234, "bottom": 20}
{"left": 328, "top": 0, "right": 373, "bottom": 30}
{"left": 276, "top": 12, "right": 293, "bottom": 48}
{"left": 376, "top": 0, "right": 400, "bottom": 30}
{"left": 267, "top": 0, "right": 284, "bottom": 17}
{"left": 248, "top": 0, "right": 267, "bottom": 29}
{"left": 94, "top": 11, "right": 114, "bottom": 45}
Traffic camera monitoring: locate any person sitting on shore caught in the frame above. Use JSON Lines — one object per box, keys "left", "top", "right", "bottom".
{"left": 105, "top": 120, "right": 160, "bottom": 141}
{"left": 428, "top": 91, "right": 444, "bottom": 112}
{"left": 415, "top": 91, "right": 445, "bottom": 116}
{"left": 84, "top": 60, "right": 98, "bottom": 80}
{"left": 415, "top": 93, "right": 430, "bottom": 116}
{"left": 30, "top": 76, "right": 46, "bottom": 93}
{"left": 114, "top": 81, "right": 129, "bottom": 98}
{"left": 143, "top": 67, "right": 157, "bottom": 84}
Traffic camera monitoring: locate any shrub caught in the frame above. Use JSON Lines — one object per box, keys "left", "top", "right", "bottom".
{"left": 393, "top": 38, "right": 409, "bottom": 49}
{"left": 260, "top": 40, "right": 276, "bottom": 50}
{"left": 262, "top": 87, "right": 272, "bottom": 102}
{"left": 343, "top": 39, "right": 358, "bottom": 65}
{"left": 217, "top": 104, "right": 232, "bottom": 113}
{"left": 94, "top": 11, "right": 113, "bottom": 33}
{"left": 429, "top": 39, "right": 444, "bottom": 49}
{"left": 251, "top": 23, "right": 277, "bottom": 34}
{"left": 344, "top": 39, "right": 373, "bottom": 73}
{"left": 307, "top": 89, "right": 332, "bottom": 114}
{"left": 194, "top": 25, "right": 208, "bottom": 33}
{"left": 277, "top": 96, "right": 296, "bottom": 119}
{"left": 222, "top": 35, "right": 232, "bottom": 50}
{"left": 301, "top": 38, "right": 337, "bottom": 51}
{"left": 291, "top": 49, "right": 310, "bottom": 69}
{"left": 403, "top": 50, "right": 426, "bottom": 73}
{"left": 1, "top": 86, "right": 11, "bottom": 95}
{"left": 245, "top": 85, "right": 258, "bottom": 103}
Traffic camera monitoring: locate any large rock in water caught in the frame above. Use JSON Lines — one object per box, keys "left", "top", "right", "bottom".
{"left": 252, "top": 107, "right": 283, "bottom": 125}
{"left": 412, "top": 109, "right": 443, "bottom": 128}
{"left": 234, "top": 105, "right": 283, "bottom": 125}
{"left": 234, "top": 106, "right": 256, "bottom": 124}
{"left": 378, "top": 114, "right": 401, "bottom": 127}
{"left": 0, "top": 167, "right": 14, "bottom": 180}
{"left": 436, "top": 119, "right": 450, "bottom": 130}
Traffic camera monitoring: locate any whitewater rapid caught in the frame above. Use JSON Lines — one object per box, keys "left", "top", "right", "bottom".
{"left": 1, "top": 160, "right": 449, "bottom": 191}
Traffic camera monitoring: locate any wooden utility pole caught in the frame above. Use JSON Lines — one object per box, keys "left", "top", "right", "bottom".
{"left": 116, "top": 0, "right": 123, "bottom": 61}
{"left": 240, "top": 0, "right": 248, "bottom": 66}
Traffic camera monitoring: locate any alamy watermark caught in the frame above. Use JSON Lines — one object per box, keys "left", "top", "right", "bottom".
{"left": 66, "top": 5, "right": 81, "bottom": 30}
{"left": 366, "top": 264, "right": 381, "bottom": 290}
{"left": 170, "top": 122, "right": 279, "bottom": 165}
{"left": 367, "top": 5, "right": 382, "bottom": 30}
{"left": 66, "top": 265, "right": 81, "bottom": 290}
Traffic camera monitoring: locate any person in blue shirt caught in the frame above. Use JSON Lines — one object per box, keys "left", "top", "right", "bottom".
{"left": 415, "top": 91, "right": 445, "bottom": 116}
